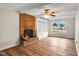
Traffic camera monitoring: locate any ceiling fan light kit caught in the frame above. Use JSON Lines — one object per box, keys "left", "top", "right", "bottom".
{"left": 43, "top": 9, "right": 55, "bottom": 17}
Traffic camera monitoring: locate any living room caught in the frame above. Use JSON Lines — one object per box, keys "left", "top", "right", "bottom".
{"left": 0, "top": 3, "right": 79, "bottom": 56}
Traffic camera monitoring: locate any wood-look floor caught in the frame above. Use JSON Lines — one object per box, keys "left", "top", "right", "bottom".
{"left": 0, "top": 37, "right": 77, "bottom": 56}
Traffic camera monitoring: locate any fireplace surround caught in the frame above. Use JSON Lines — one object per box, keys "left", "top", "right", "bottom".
{"left": 24, "top": 29, "right": 33, "bottom": 38}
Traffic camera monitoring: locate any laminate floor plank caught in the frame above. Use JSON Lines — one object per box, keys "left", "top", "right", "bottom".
{"left": 0, "top": 37, "right": 77, "bottom": 56}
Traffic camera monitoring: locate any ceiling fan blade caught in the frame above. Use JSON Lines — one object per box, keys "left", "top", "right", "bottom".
{"left": 51, "top": 14, "right": 56, "bottom": 17}
{"left": 51, "top": 12, "right": 55, "bottom": 14}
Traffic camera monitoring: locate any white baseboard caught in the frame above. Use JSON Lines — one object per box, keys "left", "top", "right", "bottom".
{"left": 75, "top": 45, "right": 79, "bottom": 56}
{"left": 0, "top": 43, "right": 19, "bottom": 51}
{"left": 75, "top": 41, "right": 79, "bottom": 56}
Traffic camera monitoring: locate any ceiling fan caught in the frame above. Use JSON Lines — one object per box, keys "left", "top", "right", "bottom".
{"left": 43, "top": 9, "right": 55, "bottom": 17}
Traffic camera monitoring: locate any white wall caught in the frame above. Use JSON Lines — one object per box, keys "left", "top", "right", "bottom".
{"left": 0, "top": 7, "right": 19, "bottom": 51}
{"left": 75, "top": 6, "right": 79, "bottom": 55}
{"left": 36, "top": 18, "right": 48, "bottom": 39}
{"left": 48, "top": 18, "right": 75, "bottom": 39}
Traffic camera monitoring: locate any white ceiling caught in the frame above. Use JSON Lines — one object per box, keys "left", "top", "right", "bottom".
{"left": 0, "top": 3, "right": 25, "bottom": 11}
{"left": 0, "top": 3, "right": 78, "bottom": 20}
{"left": 20, "top": 3, "right": 78, "bottom": 20}
{"left": 0, "top": 3, "right": 50, "bottom": 11}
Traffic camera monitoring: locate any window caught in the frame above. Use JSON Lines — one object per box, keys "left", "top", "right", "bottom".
{"left": 52, "top": 20, "right": 66, "bottom": 32}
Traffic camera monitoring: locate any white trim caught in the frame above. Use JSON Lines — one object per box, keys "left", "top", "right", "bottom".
{"left": 75, "top": 40, "right": 79, "bottom": 56}
{"left": 0, "top": 43, "right": 19, "bottom": 51}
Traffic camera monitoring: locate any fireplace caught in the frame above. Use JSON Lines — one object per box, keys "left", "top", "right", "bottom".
{"left": 24, "top": 29, "right": 33, "bottom": 38}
